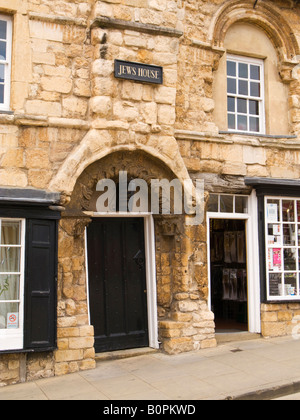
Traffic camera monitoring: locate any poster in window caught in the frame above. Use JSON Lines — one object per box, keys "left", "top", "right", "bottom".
{"left": 273, "top": 224, "right": 281, "bottom": 236}
{"left": 267, "top": 204, "right": 278, "bottom": 222}
{"left": 273, "top": 248, "right": 282, "bottom": 271}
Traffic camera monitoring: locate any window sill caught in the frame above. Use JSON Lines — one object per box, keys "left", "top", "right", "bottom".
{"left": 175, "top": 129, "right": 300, "bottom": 150}
{"left": 0, "top": 110, "right": 14, "bottom": 115}
{"left": 0, "top": 346, "right": 57, "bottom": 355}
{"left": 264, "top": 299, "right": 300, "bottom": 304}
{"left": 219, "top": 130, "right": 297, "bottom": 139}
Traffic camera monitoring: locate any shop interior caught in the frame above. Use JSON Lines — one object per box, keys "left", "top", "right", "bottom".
{"left": 210, "top": 219, "right": 248, "bottom": 332}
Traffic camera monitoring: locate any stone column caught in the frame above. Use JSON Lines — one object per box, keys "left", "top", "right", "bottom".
{"left": 156, "top": 215, "right": 216, "bottom": 354}
{"left": 55, "top": 217, "right": 96, "bottom": 375}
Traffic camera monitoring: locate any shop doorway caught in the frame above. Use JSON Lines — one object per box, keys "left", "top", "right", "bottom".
{"left": 209, "top": 219, "right": 249, "bottom": 332}
{"left": 87, "top": 217, "right": 149, "bottom": 353}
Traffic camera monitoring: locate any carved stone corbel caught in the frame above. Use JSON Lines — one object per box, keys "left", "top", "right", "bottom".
{"left": 60, "top": 217, "right": 92, "bottom": 238}
{"left": 154, "top": 215, "right": 184, "bottom": 239}
{"left": 279, "top": 61, "right": 298, "bottom": 84}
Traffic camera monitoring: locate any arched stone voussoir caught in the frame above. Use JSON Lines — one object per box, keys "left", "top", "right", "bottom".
{"left": 49, "top": 129, "right": 191, "bottom": 195}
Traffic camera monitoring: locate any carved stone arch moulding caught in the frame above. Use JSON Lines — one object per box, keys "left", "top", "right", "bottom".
{"left": 65, "top": 150, "right": 181, "bottom": 215}
{"left": 210, "top": 0, "right": 300, "bottom": 83}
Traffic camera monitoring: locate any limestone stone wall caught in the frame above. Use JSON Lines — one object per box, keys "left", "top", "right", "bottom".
{"left": 56, "top": 218, "right": 96, "bottom": 376}
{"left": 1, "top": 0, "right": 300, "bottom": 386}
{"left": 0, "top": 353, "right": 55, "bottom": 387}
{"left": 2, "top": 0, "right": 300, "bottom": 189}
{"left": 157, "top": 221, "right": 216, "bottom": 354}
{"left": 261, "top": 303, "right": 300, "bottom": 339}
{"left": 176, "top": 135, "right": 300, "bottom": 180}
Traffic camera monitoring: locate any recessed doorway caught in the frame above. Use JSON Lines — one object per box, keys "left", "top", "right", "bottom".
{"left": 209, "top": 219, "right": 248, "bottom": 332}
{"left": 87, "top": 217, "right": 149, "bottom": 353}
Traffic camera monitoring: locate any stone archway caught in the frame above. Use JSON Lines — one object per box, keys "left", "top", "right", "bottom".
{"left": 209, "top": 0, "right": 300, "bottom": 82}
{"left": 57, "top": 150, "right": 216, "bottom": 361}
{"left": 49, "top": 129, "right": 190, "bottom": 198}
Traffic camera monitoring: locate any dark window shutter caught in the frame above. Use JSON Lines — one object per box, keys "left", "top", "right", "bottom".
{"left": 24, "top": 219, "right": 57, "bottom": 351}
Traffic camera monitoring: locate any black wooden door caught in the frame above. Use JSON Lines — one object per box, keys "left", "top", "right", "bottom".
{"left": 87, "top": 218, "right": 149, "bottom": 353}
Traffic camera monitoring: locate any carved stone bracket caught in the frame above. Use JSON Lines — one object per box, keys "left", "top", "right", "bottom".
{"left": 60, "top": 217, "right": 92, "bottom": 238}
{"left": 279, "top": 60, "right": 299, "bottom": 84}
{"left": 154, "top": 215, "right": 184, "bottom": 238}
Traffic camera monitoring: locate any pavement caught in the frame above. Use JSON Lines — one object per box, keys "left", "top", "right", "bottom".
{"left": 1, "top": 335, "right": 300, "bottom": 400}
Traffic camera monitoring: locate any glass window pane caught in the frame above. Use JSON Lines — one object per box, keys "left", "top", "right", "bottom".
{"left": 0, "top": 275, "right": 20, "bottom": 301}
{"left": 237, "top": 98, "right": 247, "bottom": 114}
{"left": 1, "top": 221, "right": 21, "bottom": 245}
{"left": 0, "top": 21, "right": 7, "bottom": 41}
{"left": 250, "top": 117, "right": 260, "bottom": 133}
{"left": 0, "top": 303, "right": 19, "bottom": 329}
{"left": 220, "top": 195, "right": 233, "bottom": 213}
{"left": 239, "top": 63, "right": 248, "bottom": 79}
{"left": 250, "top": 65, "right": 260, "bottom": 81}
{"left": 228, "top": 113, "right": 235, "bottom": 130}
{"left": 0, "top": 40, "right": 6, "bottom": 60}
{"left": 250, "top": 82, "right": 260, "bottom": 97}
{"left": 284, "top": 273, "right": 297, "bottom": 297}
{"left": 227, "top": 61, "right": 236, "bottom": 77}
{"left": 207, "top": 194, "right": 218, "bottom": 212}
{"left": 227, "top": 78, "right": 236, "bottom": 94}
{"left": 238, "top": 80, "right": 248, "bottom": 96}
{"left": 237, "top": 115, "right": 247, "bottom": 131}
{"left": 297, "top": 201, "right": 300, "bottom": 222}
{"left": 268, "top": 224, "right": 281, "bottom": 245}
{"left": 284, "top": 248, "right": 297, "bottom": 271}
{"left": 283, "top": 224, "right": 296, "bottom": 246}
{"left": 269, "top": 273, "right": 282, "bottom": 297}
{"left": 282, "top": 200, "right": 295, "bottom": 222}
{"left": 0, "top": 247, "right": 20, "bottom": 273}
{"left": 0, "top": 84, "right": 4, "bottom": 104}
{"left": 227, "top": 96, "right": 235, "bottom": 112}
{"left": 0, "top": 64, "right": 4, "bottom": 83}
{"left": 249, "top": 100, "right": 259, "bottom": 115}
{"left": 235, "top": 196, "right": 248, "bottom": 214}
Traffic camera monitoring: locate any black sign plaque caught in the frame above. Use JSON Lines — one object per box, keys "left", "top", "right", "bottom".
{"left": 114, "top": 60, "right": 163, "bottom": 85}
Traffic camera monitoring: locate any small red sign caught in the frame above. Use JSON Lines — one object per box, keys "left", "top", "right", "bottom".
{"left": 7, "top": 312, "right": 18, "bottom": 329}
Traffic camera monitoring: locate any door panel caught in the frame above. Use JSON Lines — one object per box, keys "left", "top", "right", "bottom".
{"left": 87, "top": 218, "right": 149, "bottom": 353}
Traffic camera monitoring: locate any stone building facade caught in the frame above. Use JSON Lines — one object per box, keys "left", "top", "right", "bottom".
{"left": 1, "top": 0, "right": 300, "bottom": 385}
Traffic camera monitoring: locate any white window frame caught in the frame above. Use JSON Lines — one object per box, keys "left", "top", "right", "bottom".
{"left": 265, "top": 196, "right": 300, "bottom": 302}
{"left": 0, "top": 219, "right": 25, "bottom": 351}
{"left": 0, "top": 15, "right": 12, "bottom": 112}
{"left": 207, "top": 193, "right": 249, "bottom": 215}
{"left": 227, "top": 54, "right": 265, "bottom": 135}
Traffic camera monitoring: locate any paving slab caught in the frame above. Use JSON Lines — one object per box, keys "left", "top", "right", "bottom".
{"left": 1, "top": 336, "right": 300, "bottom": 400}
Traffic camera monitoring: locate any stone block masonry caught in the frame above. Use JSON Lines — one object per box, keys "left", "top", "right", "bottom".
{"left": 261, "top": 304, "right": 300, "bottom": 338}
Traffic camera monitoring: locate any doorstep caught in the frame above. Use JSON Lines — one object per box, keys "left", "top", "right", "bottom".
{"left": 216, "top": 332, "right": 261, "bottom": 344}
{"left": 95, "top": 347, "right": 159, "bottom": 362}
